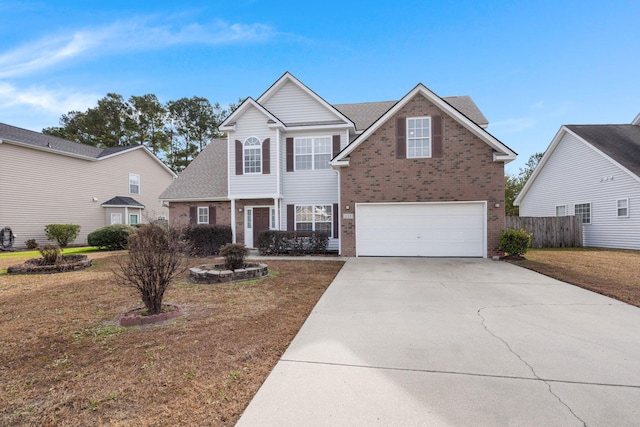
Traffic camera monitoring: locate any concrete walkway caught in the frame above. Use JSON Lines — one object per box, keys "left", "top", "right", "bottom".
{"left": 236, "top": 258, "right": 640, "bottom": 426}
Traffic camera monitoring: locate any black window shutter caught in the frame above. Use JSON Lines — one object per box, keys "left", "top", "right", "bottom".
{"left": 262, "top": 138, "right": 270, "bottom": 174}
{"left": 287, "top": 204, "right": 295, "bottom": 231}
{"left": 209, "top": 206, "right": 216, "bottom": 225}
{"left": 286, "top": 138, "right": 294, "bottom": 172}
{"left": 235, "top": 140, "right": 243, "bottom": 175}
{"left": 332, "top": 135, "right": 341, "bottom": 158}
{"left": 333, "top": 203, "right": 339, "bottom": 238}
{"left": 189, "top": 206, "right": 197, "bottom": 225}
{"left": 432, "top": 116, "right": 443, "bottom": 158}
{"left": 396, "top": 117, "right": 406, "bottom": 159}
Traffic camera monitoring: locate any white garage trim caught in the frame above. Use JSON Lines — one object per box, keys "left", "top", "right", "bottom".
{"left": 355, "top": 201, "right": 487, "bottom": 258}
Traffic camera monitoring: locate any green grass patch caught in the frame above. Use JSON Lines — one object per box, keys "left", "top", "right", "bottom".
{"left": 0, "top": 246, "right": 100, "bottom": 259}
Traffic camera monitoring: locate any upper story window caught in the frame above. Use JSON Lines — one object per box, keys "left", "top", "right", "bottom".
{"left": 617, "top": 199, "right": 629, "bottom": 218}
{"left": 295, "top": 137, "right": 331, "bottom": 170}
{"left": 407, "top": 117, "right": 431, "bottom": 158}
{"left": 244, "top": 137, "right": 262, "bottom": 174}
{"left": 575, "top": 203, "right": 591, "bottom": 224}
{"left": 129, "top": 173, "right": 140, "bottom": 194}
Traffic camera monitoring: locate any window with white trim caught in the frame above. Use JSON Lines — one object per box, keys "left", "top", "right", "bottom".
{"left": 295, "top": 137, "right": 331, "bottom": 170}
{"left": 617, "top": 199, "right": 629, "bottom": 218}
{"left": 197, "top": 207, "right": 209, "bottom": 224}
{"left": 407, "top": 117, "right": 431, "bottom": 158}
{"left": 295, "top": 205, "right": 332, "bottom": 237}
{"left": 555, "top": 205, "right": 567, "bottom": 216}
{"left": 129, "top": 214, "right": 139, "bottom": 225}
{"left": 111, "top": 213, "right": 122, "bottom": 225}
{"left": 129, "top": 173, "right": 140, "bottom": 194}
{"left": 244, "top": 137, "right": 262, "bottom": 174}
{"left": 575, "top": 203, "right": 591, "bottom": 224}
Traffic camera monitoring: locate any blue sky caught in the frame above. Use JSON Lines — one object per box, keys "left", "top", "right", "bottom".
{"left": 1, "top": 0, "right": 638, "bottom": 173}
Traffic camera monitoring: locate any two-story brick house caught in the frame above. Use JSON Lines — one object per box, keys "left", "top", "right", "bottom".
{"left": 160, "top": 72, "right": 516, "bottom": 257}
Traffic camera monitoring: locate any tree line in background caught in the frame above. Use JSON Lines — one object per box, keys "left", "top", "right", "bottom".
{"left": 505, "top": 152, "right": 544, "bottom": 216}
{"left": 43, "top": 93, "right": 243, "bottom": 172}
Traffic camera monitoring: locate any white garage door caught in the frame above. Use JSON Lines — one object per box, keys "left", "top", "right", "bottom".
{"left": 356, "top": 202, "right": 486, "bottom": 257}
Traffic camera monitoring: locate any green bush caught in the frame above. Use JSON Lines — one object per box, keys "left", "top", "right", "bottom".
{"left": 219, "top": 243, "right": 249, "bottom": 270}
{"left": 44, "top": 224, "right": 81, "bottom": 248}
{"left": 256, "top": 230, "right": 329, "bottom": 255}
{"left": 24, "top": 239, "right": 38, "bottom": 249}
{"left": 499, "top": 228, "right": 532, "bottom": 257}
{"left": 182, "top": 225, "right": 232, "bottom": 256}
{"left": 39, "top": 244, "right": 62, "bottom": 265}
{"left": 88, "top": 224, "right": 136, "bottom": 250}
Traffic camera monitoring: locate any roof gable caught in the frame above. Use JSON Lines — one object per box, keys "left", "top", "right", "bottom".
{"left": 515, "top": 124, "right": 640, "bottom": 205}
{"left": 332, "top": 84, "right": 516, "bottom": 164}
{"left": 256, "top": 72, "right": 354, "bottom": 129}
{"left": 101, "top": 196, "right": 145, "bottom": 208}
{"left": 219, "top": 97, "right": 284, "bottom": 131}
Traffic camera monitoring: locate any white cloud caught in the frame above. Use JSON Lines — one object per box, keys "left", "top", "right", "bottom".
{"left": 0, "top": 16, "right": 276, "bottom": 78}
{"left": 490, "top": 117, "right": 537, "bottom": 134}
{"left": 0, "top": 81, "right": 99, "bottom": 115}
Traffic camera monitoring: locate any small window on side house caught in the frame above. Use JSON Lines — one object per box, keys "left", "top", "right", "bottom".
{"left": 111, "top": 213, "right": 122, "bottom": 225}
{"left": 129, "top": 214, "right": 139, "bottom": 225}
{"left": 129, "top": 173, "right": 140, "bottom": 194}
{"left": 555, "top": 205, "right": 567, "bottom": 217}
{"left": 575, "top": 203, "right": 591, "bottom": 224}
{"left": 617, "top": 199, "right": 629, "bottom": 218}
{"left": 198, "top": 207, "right": 209, "bottom": 224}
{"left": 407, "top": 117, "right": 431, "bottom": 158}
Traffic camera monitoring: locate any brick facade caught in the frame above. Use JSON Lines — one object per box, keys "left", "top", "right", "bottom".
{"left": 339, "top": 93, "right": 505, "bottom": 257}
{"left": 168, "top": 201, "right": 231, "bottom": 228}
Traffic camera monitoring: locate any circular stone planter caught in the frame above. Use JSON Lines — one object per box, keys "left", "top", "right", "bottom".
{"left": 119, "top": 304, "right": 182, "bottom": 327}
{"left": 189, "top": 262, "right": 268, "bottom": 284}
{"left": 6, "top": 255, "right": 92, "bottom": 274}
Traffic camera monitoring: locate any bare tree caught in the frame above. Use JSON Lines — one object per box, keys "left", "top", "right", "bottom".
{"left": 114, "top": 225, "right": 188, "bottom": 315}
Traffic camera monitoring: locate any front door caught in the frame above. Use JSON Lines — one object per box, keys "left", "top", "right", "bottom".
{"left": 253, "top": 208, "right": 270, "bottom": 247}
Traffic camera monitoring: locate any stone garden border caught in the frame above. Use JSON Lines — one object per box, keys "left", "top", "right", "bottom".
{"left": 189, "top": 262, "right": 269, "bottom": 284}
{"left": 6, "top": 255, "right": 92, "bottom": 274}
{"left": 119, "top": 304, "right": 183, "bottom": 327}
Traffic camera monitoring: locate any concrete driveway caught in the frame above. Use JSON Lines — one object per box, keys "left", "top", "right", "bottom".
{"left": 236, "top": 258, "right": 640, "bottom": 426}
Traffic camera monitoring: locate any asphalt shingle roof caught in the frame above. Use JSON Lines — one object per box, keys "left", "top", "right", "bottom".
{"left": 159, "top": 138, "right": 228, "bottom": 200}
{"left": 0, "top": 122, "right": 142, "bottom": 158}
{"left": 333, "top": 96, "right": 488, "bottom": 132}
{"left": 565, "top": 124, "right": 640, "bottom": 177}
{"left": 101, "top": 196, "right": 145, "bottom": 208}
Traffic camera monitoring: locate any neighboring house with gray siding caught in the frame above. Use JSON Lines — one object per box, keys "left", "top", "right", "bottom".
{"left": 161, "top": 72, "right": 516, "bottom": 257}
{"left": 515, "top": 115, "right": 640, "bottom": 250}
{"left": 0, "top": 123, "right": 176, "bottom": 248}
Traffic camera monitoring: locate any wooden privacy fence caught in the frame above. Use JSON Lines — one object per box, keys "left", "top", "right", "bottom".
{"left": 505, "top": 216, "right": 583, "bottom": 248}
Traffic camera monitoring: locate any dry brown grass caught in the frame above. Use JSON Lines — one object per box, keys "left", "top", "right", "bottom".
{"left": 507, "top": 247, "right": 640, "bottom": 307}
{"left": 0, "top": 252, "right": 343, "bottom": 426}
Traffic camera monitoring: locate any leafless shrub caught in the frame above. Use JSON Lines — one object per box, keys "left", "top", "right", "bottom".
{"left": 114, "top": 225, "right": 189, "bottom": 315}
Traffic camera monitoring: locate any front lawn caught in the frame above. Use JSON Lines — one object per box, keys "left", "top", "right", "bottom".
{"left": 507, "top": 247, "right": 640, "bottom": 307}
{"left": 0, "top": 253, "right": 343, "bottom": 426}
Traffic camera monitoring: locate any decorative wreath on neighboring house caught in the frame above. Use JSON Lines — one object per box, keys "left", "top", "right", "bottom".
{"left": 0, "top": 227, "right": 15, "bottom": 249}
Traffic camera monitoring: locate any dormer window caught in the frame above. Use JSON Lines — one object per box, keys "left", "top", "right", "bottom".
{"left": 244, "top": 137, "right": 262, "bottom": 174}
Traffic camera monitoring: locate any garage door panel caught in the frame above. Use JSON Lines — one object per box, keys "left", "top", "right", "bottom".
{"left": 356, "top": 203, "right": 485, "bottom": 257}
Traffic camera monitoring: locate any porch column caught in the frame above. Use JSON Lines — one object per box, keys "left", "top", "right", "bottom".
{"left": 230, "top": 199, "right": 236, "bottom": 243}
{"left": 124, "top": 207, "right": 129, "bottom": 225}
{"left": 273, "top": 198, "right": 279, "bottom": 230}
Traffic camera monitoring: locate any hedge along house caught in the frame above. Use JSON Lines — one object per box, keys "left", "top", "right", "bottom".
{"left": 0, "top": 123, "right": 176, "bottom": 248}
{"left": 160, "top": 72, "right": 517, "bottom": 257}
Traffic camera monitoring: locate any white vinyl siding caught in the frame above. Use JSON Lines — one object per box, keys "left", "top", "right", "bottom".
{"left": 261, "top": 80, "right": 338, "bottom": 124}
{"left": 0, "top": 144, "right": 173, "bottom": 248}
{"left": 228, "top": 106, "right": 278, "bottom": 197}
{"left": 519, "top": 131, "right": 640, "bottom": 249}
{"left": 129, "top": 173, "right": 140, "bottom": 194}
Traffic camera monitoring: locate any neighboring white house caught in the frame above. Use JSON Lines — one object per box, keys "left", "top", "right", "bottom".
{"left": 0, "top": 123, "right": 176, "bottom": 248}
{"left": 515, "top": 116, "right": 640, "bottom": 250}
